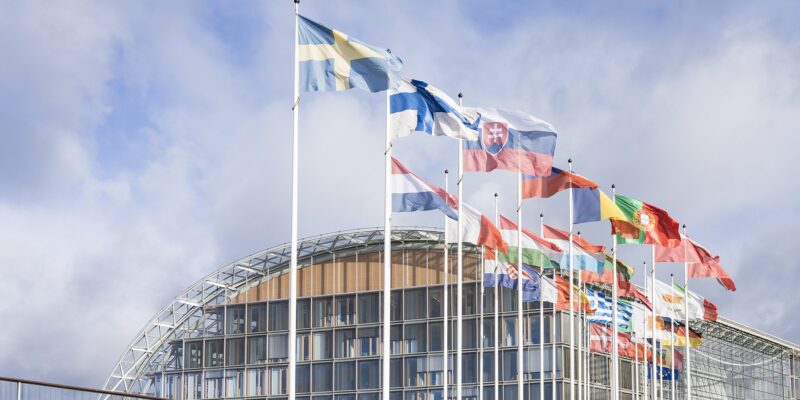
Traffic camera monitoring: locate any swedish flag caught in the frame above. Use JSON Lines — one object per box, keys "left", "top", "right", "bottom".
{"left": 298, "top": 16, "right": 402, "bottom": 93}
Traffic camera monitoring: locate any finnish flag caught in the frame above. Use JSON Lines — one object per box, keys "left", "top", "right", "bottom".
{"left": 389, "top": 78, "right": 479, "bottom": 140}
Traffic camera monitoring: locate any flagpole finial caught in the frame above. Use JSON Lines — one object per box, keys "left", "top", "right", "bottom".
{"left": 458, "top": 92, "right": 463, "bottom": 99}
{"left": 539, "top": 213, "right": 543, "bottom": 218}
{"left": 577, "top": 231, "right": 581, "bottom": 235}
{"left": 611, "top": 184, "right": 616, "bottom": 189}
{"left": 670, "top": 273, "right": 674, "bottom": 277}
{"left": 568, "top": 158, "right": 572, "bottom": 163}
{"left": 682, "top": 224, "right": 686, "bottom": 229}
{"left": 294, "top": 0, "right": 299, "bottom": 4}
{"left": 494, "top": 193, "right": 498, "bottom": 198}
{"left": 445, "top": 169, "right": 449, "bottom": 174}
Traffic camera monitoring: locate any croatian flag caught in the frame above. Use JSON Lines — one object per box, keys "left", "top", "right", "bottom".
{"left": 463, "top": 108, "right": 557, "bottom": 176}
{"left": 484, "top": 252, "right": 557, "bottom": 303}
{"left": 389, "top": 78, "right": 479, "bottom": 140}
{"left": 391, "top": 157, "right": 457, "bottom": 220}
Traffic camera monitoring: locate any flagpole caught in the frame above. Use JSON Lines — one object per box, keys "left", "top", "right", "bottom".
{"left": 516, "top": 171, "right": 524, "bottom": 400}
{"left": 381, "top": 67, "right": 393, "bottom": 400}
{"left": 669, "top": 274, "right": 675, "bottom": 400}
{"left": 494, "top": 194, "right": 500, "bottom": 400}
{"left": 682, "top": 224, "right": 691, "bottom": 400}
{"left": 480, "top": 243, "right": 485, "bottom": 400}
{"left": 650, "top": 261, "right": 657, "bottom": 400}
{"left": 288, "top": 2, "right": 300, "bottom": 399}
{"left": 457, "top": 93, "right": 464, "bottom": 400}
{"left": 444, "top": 170, "right": 450, "bottom": 400}
{"left": 641, "top": 262, "right": 648, "bottom": 400}
{"left": 610, "top": 184, "right": 619, "bottom": 400}
{"left": 539, "top": 214, "right": 545, "bottom": 400}
{"left": 634, "top": 332, "right": 639, "bottom": 400}
{"left": 585, "top": 285, "right": 591, "bottom": 400}
{"left": 652, "top": 246, "right": 661, "bottom": 400}
{"left": 568, "top": 159, "right": 576, "bottom": 400}
{"left": 551, "top": 268, "right": 556, "bottom": 400}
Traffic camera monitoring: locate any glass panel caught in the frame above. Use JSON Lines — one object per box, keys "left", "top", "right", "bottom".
{"left": 359, "top": 293, "right": 379, "bottom": 324}
{"left": 429, "top": 287, "right": 443, "bottom": 318}
{"left": 269, "top": 366, "right": 287, "bottom": 395}
{"left": 463, "top": 352, "right": 478, "bottom": 383}
{"left": 204, "top": 370, "right": 223, "bottom": 399}
{"left": 391, "top": 325, "right": 403, "bottom": 355}
{"left": 337, "top": 296, "right": 356, "bottom": 326}
{"left": 464, "top": 283, "right": 477, "bottom": 315}
{"left": 249, "top": 303, "right": 267, "bottom": 333}
{"left": 226, "top": 338, "right": 245, "bottom": 366}
{"left": 185, "top": 341, "right": 202, "bottom": 369}
{"left": 298, "top": 333, "right": 311, "bottom": 361}
{"left": 205, "top": 307, "right": 224, "bottom": 336}
{"left": 390, "top": 357, "right": 403, "bottom": 388}
{"left": 336, "top": 328, "right": 357, "bottom": 358}
{"left": 297, "top": 364, "right": 311, "bottom": 393}
{"left": 503, "top": 349, "right": 518, "bottom": 381}
{"left": 248, "top": 336, "right": 267, "bottom": 364}
{"left": 405, "top": 356, "right": 427, "bottom": 387}
{"left": 224, "top": 369, "right": 243, "bottom": 398}
{"left": 336, "top": 361, "right": 356, "bottom": 391}
{"left": 298, "top": 299, "right": 311, "bottom": 329}
{"left": 464, "top": 318, "right": 477, "bottom": 349}
{"left": 358, "top": 359, "right": 380, "bottom": 390}
{"left": 482, "top": 350, "right": 494, "bottom": 382}
{"left": 246, "top": 369, "right": 266, "bottom": 396}
{"left": 269, "top": 333, "right": 289, "bottom": 362}
{"left": 429, "top": 355, "right": 443, "bottom": 386}
{"left": 391, "top": 291, "right": 402, "bottom": 321}
{"left": 429, "top": 322, "right": 443, "bottom": 352}
{"left": 226, "top": 305, "right": 245, "bottom": 335}
{"left": 404, "top": 288, "right": 426, "bottom": 320}
{"left": 314, "top": 297, "right": 334, "bottom": 328}
{"left": 404, "top": 323, "right": 427, "bottom": 353}
{"left": 165, "top": 374, "right": 182, "bottom": 400}
{"left": 483, "top": 317, "right": 495, "bottom": 348}
{"left": 185, "top": 372, "right": 202, "bottom": 400}
{"left": 314, "top": 331, "right": 333, "bottom": 360}
{"left": 269, "top": 301, "right": 288, "bottom": 331}
{"left": 359, "top": 327, "right": 380, "bottom": 357}
{"left": 504, "top": 317, "right": 517, "bottom": 347}
{"left": 205, "top": 340, "right": 224, "bottom": 367}
{"left": 313, "top": 363, "right": 333, "bottom": 392}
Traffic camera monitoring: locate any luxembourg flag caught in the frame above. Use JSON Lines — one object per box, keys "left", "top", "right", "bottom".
{"left": 463, "top": 108, "right": 557, "bottom": 176}
{"left": 542, "top": 224, "right": 605, "bottom": 274}
{"left": 391, "top": 157, "right": 458, "bottom": 220}
{"left": 389, "top": 78, "right": 479, "bottom": 140}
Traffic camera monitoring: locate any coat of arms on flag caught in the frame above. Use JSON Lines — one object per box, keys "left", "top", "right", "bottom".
{"left": 481, "top": 121, "right": 509, "bottom": 155}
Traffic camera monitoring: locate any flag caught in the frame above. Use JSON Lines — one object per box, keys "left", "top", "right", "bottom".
{"left": 554, "top": 275, "right": 592, "bottom": 313}
{"left": 661, "top": 320, "right": 703, "bottom": 348}
{"left": 573, "top": 187, "right": 627, "bottom": 224}
{"left": 484, "top": 251, "right": 558, "bottom": 303}
{"left": 649, "top": 364, "right": 680, "bottom": 381}
{"left": 655, "top": 235, "right": 736, "bottom": 291}
{"left": 390, "top": 157, "right": 457, "bottom": 220}
{"left": 589, "top": 323, "right": 634, "bottom": 356}
{"left": 612, "top": 195, "right": 681, "bottom": 248}
{"left": 446, "top": 203, "right": 508, "bottom": 253}
{"left": 585, "top": 288, "right": 634, "bottom": 331}
{"left": 297, "top": 15, "right": 402, "bottom": 92}
{"left": 521, "top": 168, "right": 597, "bottom": 198}
{"left": 542, "top": 224, "right": 605, "bottom": 273}
{"left": 580, "top": 255, "right": 651, "bottom": 309}
{"left": 463, "top": 108, "right": 557, "bottom": 176}
{"left": 673, "top": 283, "right": 718, "bottom": 322}
{"left": 389, "top": 78, "right": 479, "bottom": 140}
{"left": 497, "top": 216, "right": 563, "bottom": 269}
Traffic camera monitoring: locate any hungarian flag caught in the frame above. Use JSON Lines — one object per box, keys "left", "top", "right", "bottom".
{"left": 612, "top": 195, "right": 681, "bottom": 248}
{"left": 655, "top": 236, "right": 736, "bottom": 291}
{"left": 521, "top": 168, "right": 597, "bottom": 198}
{"left": 497, "top": 215, "right": 563, "bottom": 269}
{"left": 446, "top": 202, "right": 508, "bottom": 253}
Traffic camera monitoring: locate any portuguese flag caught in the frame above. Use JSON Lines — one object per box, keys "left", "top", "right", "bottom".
{"left": 612, "top": 195, "right": 681, "bottom": 248}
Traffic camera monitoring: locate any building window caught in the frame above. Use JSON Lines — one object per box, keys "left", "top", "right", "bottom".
{"left": 463, "top": 319, "right": 477, "bottom": 349}
{"left": 312, "top": 363, "right": 333, "bottom": 392}
{"left": 483, "top": 318, "right": 495, "bottom": 348}
{"left": 391, "top": 292, "right": 402, "bottom": 322}
{"left": 482, "top": 350, "right": 494, "bottom": 382}
{"left": 404, "top": 289, "right": 426, "bottom": 320}
{"left": 226, "top": 338, "right": 245, "bottom": 366}
{"left": 358, "top": 293, "right": 379, "bottom": 324}
{"left": 337, "top": 296, "right": 356, "bottom": 326}
{"left": 390, "top": 358, "right": 403, "bottom": 388}
{"left": 297, "top": 364, "right": 311, "bottom": 393}
{"left": 269, "top": 366, "right": 287, "bottom": 395}
{"left": 404, "top": 323, "right": 427, "bottom": 353}
{"left": 358, "top": 327, "right": 380, "bottom": 357}
{"left": 269, "top": 333, "right": 288, "bottom": 362}
{"left": 429, "top": 355, "right": 443, "bottom": 385}
{"left": 336, "top": 328, "right": 356, "bottom": 358}
{"left": 224, "top": 369, "right": 243, "bottom": 398}
{"left": 391, "top": 325, "right": 403, "bottom": 355}
{"left": 502, "top": 349, "right": 518, "bottom": 381}
{"left": 464, "top": 284, "right": 477, "bottom": 315}
{"left": 314, "top": 297, "right": 334, "bottom": 328}
{"left": 246, "top": 368, "right": 266, "bottom": 397}
{"left": 248, "top": 304, "right": 266, "bottom": 333}
{"left": 297, "top": 333, "right": 311, "bottom": 361}
{"left": 185, "top": 341, "right": 202, "bottom": 369}
{"left": 205, "top": 307, "right": 224, "bottom": 336}
{"left": 462, "top": 352, "right": 478, "bottom": 383}
{"left": 269, "top": 301, "right": 288, "bottom": 331}
{"left": 336, "top": 361, "right": 356, "bottom": 391}
{"left": 166, "top": 343, "right": 182, "bottom": 370}
{"left": 405, "top": 356, "right": 427, "bottom": 387}
{"left": 429, "top": 322, "right": 443, "bottom": 352}
{"left": 248, "top": 336, "right": 267, "bottom": 364}
{"left": 504, "top": 317, "right": 517, "bottom": 347}
{"left": 227, "top": 305, "right": 245, "bottom": 335}
{"left": 204, "top": 370, "right": 223, "bottom": 399}
{"left": 428, "top": 287, "right": 443, "bottom": 318}
{"left": 314, "top": 331, "right": 333, "bottom": 360}
{"left": 358, "top": 359, "right": 380, "bottom": 390}
{"left": 205, "top": 340, "right": 224, "bottom": 367}
{"left": 298, "top": 299, "right": 311, "bottom": 329}
{"left": 184, "top": 372, "right": 202, "bottom": 400}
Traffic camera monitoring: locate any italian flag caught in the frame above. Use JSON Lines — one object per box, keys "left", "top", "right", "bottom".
{"left": 612, "top": 194, "right": 681, "bottom": 248}
{"left": 497, "top": 215, "right": 562, "bottom": 269}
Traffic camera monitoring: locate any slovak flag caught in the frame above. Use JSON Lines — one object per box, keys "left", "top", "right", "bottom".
{"left": 391, "top": 157, "right": 457, "bottom": 220}
{"left": 463, "top": 108, "right": 557, "bottom": 176}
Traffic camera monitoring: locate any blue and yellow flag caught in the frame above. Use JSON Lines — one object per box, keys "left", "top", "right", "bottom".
{"left": 298, "top": 16, "right": 402, "bottom": 93}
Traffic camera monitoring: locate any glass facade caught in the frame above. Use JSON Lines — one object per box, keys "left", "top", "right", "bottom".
{"left": 108, "top": 229, "right": 800, "bottom": 400}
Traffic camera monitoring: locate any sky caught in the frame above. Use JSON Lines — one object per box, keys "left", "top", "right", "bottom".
{"left": 1, "top": 0, "right": 799, "bottom": 389}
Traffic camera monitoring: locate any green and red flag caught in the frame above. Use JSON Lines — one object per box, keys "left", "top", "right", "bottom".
{"left": 611, "top": 195, "right": 681, "bottom": 248}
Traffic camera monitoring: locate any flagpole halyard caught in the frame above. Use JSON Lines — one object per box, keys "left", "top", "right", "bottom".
{"left": 288, "top": 2, "right": 300, "bottom": 399}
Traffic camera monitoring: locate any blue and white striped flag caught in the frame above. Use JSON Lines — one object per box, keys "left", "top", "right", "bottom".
{"left": 297, "top": 15, "right": 402, "bottom": 92}
{"left": 389, "top": 78, "right": 479, "bottom": 140}
{"left": 586, "top": 287, "right": 633, "bottom": 332}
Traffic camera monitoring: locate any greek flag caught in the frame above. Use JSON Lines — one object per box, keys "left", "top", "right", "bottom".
{"left": 586, "top": 287, "right": 633, "bottom": 332}
{"left": 297, "top": 15, "right": 402, "bottom": 92}
{"left": 389, "top": 78, "right": 479, "bottom": 140}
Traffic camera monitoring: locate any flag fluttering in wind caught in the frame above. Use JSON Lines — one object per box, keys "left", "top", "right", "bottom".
{"left": 297, "top": 15, "right": 402, "bottom": 92}
{"left": 612, "top": 195, "right": 681, "bottom": 248}
{"left": 655, "top": 235, "right": 736, "bottom": 291}
{"left": 585, "top": 288, "right": 634, "bottom": 331}
{"left": 573, "top": 187, "right": 627, "bottom": 224}
{"left": 650, "top": 280, "right": 718, "bottom": 322}
{"left": 389, "top": 78, "right": 479, "bottom": 140}
{"left": 445, "top": 203, "right": 508, "bottom": 253}
{"left": 542, "top": 224, "right": 605, "bottom": 273}
{"left": 497, "top": 216, "right": 562, "bottom": 269}
{"left": 660, "top": 319, "right": 703, "bottom": 348}
{"left": 589, "top": 323, "right": 637, "bottom": 357}
{"left": 484, "top": 252, "right": 558, "bottom": 303}
{"left": 390, "top": 157, "right": 457, "bottom": 220}
{"left": 674, "top": 283, "right": 718, "bottom": 322}
{"left": 463, "top": 108, "right": 557, "bottom": 176}
{"left": 554, "top": 275, "right": 592, "bottom": 313}
{"left": 521, "top": 168, "right": 598, "bottom": 198}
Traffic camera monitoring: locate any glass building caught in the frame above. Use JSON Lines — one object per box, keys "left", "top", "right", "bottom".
{"left": 104, "top": 228, "right": 800, "bottom": 400}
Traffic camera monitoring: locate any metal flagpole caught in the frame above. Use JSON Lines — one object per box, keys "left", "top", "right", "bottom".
{"left": 444, "top": 170, "right": 450, "bottom": 400}
{"left": 288, "top": 2, "right": 300, "bottom": 398}
{"left": 568, "top": 159, "right": 576, "bottom": 400}
{"left": 539, "top": 214, "right": 545, "bottom": 400}
{"left": 642, "top": 262, "right": 648, "bottom": 400}
{"left": 585, "top": 289, "right": 591, "bottom": 400}
{"left": 634, "top": 332, "right": 639, "bottom": 400}
{"left": 480, "top": 243, "right": 485, "bottom": 400}
{"left": 683, "top": 225, "right": 691, "bottom": 400}
{"left": 652, "top": 246, "right": 662, "bottom": 400}
{"left": 610, "top": 184, "right": 619, "bottom": 400}
{"left": 457, "top": 93, "right": 464, "bottom": 400}
{"left": 516, "top": 171, "right": 524, "bottom": 400}
{"left": 382, "top": 67, "right": 393, "bottom": 400}
{"left": 551, "top": 268, "right": 557, "bottom": 400}
{"left": 494, "top": 194, "right": 500, "bottom": 400}
{"left": 650, "top": 261, "right": 657, "bottom": 400}
{"left": 669, "top": 274, "right": 676, "bottom": 400}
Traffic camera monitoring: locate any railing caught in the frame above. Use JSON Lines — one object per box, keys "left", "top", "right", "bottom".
{"left": 0, "top": 376, "right": 164, "bottom": 400}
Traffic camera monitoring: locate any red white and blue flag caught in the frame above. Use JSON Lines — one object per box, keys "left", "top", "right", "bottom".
{"left": 391, "top": 157, "right": 458, "bottom": 220}
{"left": 463, "top": 108, "right": 557, "bottom": 176}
